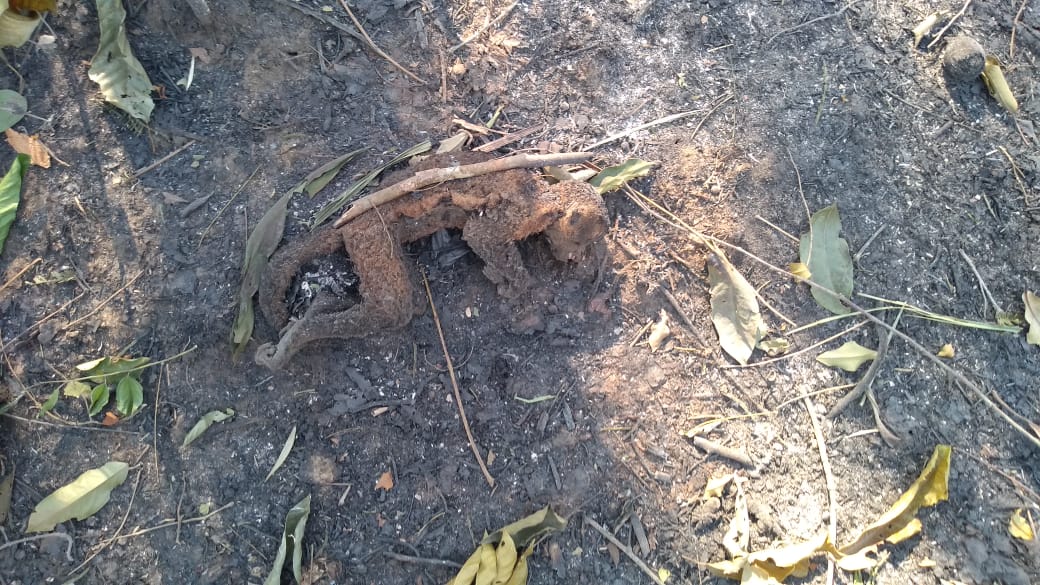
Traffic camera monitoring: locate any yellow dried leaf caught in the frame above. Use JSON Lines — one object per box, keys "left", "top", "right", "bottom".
{"left": 1009, "top": 508, "right": 1034, "bottom": 541}
{"left": 835, "top": 547, "right": 879, "bottom": 572}
{"left": 745, "top": 531, "right": 829, "bottom": 581}
{"left": 918, "top": 558, "right": 937, "bottom": 568}
{"left": 840, "top": 445, "right": 951, "bottom": 554}
{"left": 703, "top": 473, "right": 734, "bottom": 499}
{"left": 936, "top": 343, "right": 954, "bottom": 358}
{"left": 495, "top": 531, "right": 517, "bottom": 584}
{"left": 705, "top": 558, "right": 745, "bottom": 579}
{"left": 789, "top": 262, "right": 811, "bottom": 280}
{"left": 5, "top": 128, "right": 50, "bottom": 168}
{"left": 981, "top": 55, "right": 1018, "bottom": 114}
{"left": 885, "top": 517, "right": 922, "bottom": 544}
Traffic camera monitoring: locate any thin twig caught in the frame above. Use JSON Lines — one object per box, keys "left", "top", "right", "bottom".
{"left": 584, "top": 517, "right": 665, "bottom": 585}
{"left": 422, "top": 273, "right": 494, "bottom": 488}
{"left": 583, "top": 94, "right": 732, "bottom": 151}
{"left": 755, "top": 215, "right": 799, "bottom": 244}
{"left": 3, "top": 291, "right": 87, "bottom": 347}
{"left": 0, "top": 533, "right": 73, "bottom": 562}
{"left": 384, "top": 551, "right": 462, "bottom": 568}
{"left": 927, "top": 0, "right": 974, "bottom": 49}
{"left": 959, "top": 249, "right": 1004, "bottom": 316}
{"left": 827, "top": 313, "right": 898, "bottom": 419}
{"left": 1009, "top": 0, "right": 1031, "bottom": 59}
{"left": 197, "top": 165, "right": 260, "bottom": 251}
{"left": 1, "top": 413, "right": 144, "bottom": 434}
{"left": 853, "top": 225, "right": 886, "bottom": 263}
{"left": 803, "top": 396, "right": 837, "bottom": 585}
{"left": 0, "top": 258, "right": 41, "bottom": 294}
{"left": 338, "top": 0, "right": 427, "bottom": 85}
{"left": 133, "top": 140, "right": 196, "bottom": 177}
{"left": 721, "top": 319, "right": 871, "bottom": 369}
{"left": 109, "top": 502, "right": 233, "bottom": 541}
{"left": 767, "top": 1, "right": 861, "bottom": 44}
{"left": 60, "top": 269, "right": 145, "bottom": 332}
{"left": 692, "top": 436, "right": 755, "bottom": 468}
{"left": 473, "top": 124, "right": 545, "bottom": 152}
{"left": 333, "top": 152, "right": 593, "bottom": 226}
{"left": 272, "top": 0, "right": 363, "bottom": 42}
{"left": 450, "top": 0, "right": 519, "bottom": 52}
{"left": 67, "top": 468, "right": 143, "bottom": 576}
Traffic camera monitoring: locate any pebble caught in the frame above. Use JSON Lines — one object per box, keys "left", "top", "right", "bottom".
{"left": 943, "top": 36, "right": 986, "bottom": 83}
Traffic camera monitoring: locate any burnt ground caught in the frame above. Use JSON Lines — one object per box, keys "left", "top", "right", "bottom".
{"left": 0, "top": 0, "right": 1039, "bottom": 583}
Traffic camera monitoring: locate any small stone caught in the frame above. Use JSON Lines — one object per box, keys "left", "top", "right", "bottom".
{"left": 943, "top": 36, "right": 986, "bottom": 83}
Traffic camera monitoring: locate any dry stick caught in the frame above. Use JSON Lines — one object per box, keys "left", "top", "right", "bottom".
{"left": 692, "top": 436, "right": 755, "bottom": 468}
{"left": 767, "top": 0, "right": 862, "bottom": 44}
{"left": 1, "top": 413, "right": 143, "bottom": 435}
{"left": 755, "top": 215, "right": 799, "bottom": 244}
{"left": 473, "top": 123, "right": 545, "bottom": 152}
{"left": 197, "top": 165, "right": 260, "bottom": 251}
{"left": 1009, "top": 0, "right": 1031, "bottom": 59}
{"left": 3, "top": 291, "right": 86, "bottom": 347}
{"left": 0, "top": 257, "right": 40, "bottom": 294}
{"left": 384, "top": 551, "right": 462, "bottom": 568}
{"left": 107, "top": 502, "right": 233, "bottom": 542}
{"left": 272, "top": 0, "right": 364, "bottom": 43}
{"left": 803, "top": 396, "right": 837, "bottom": 585}
{"left": 627, "top": 187, "right": 1040, "bottom": 450}
{"left": 333, "top": 152, "right": 593, "bottom": 226}
{"left": 61, "top": 269, "right": 145, "bottom": 332}
{"left": 422, "top": 274, "right": 495, "bottom": 488}
{"left": 583, "top": 93, "right": 733, "bottom": 151}
{"left": 584, "top": 517, "right": 666, "bottom": 585}
{"left": 133, "top": 139, "right": 196, "bottom": 178}
{"left": 0, "top": 533, "right": 73, "bottom": 562}
{"left": 927, "top": 0, "right": 974, "bottom": 49}
{"left": 958, "top": 249, "right": 1004, "bottom": 315}
{"left": 827, "top": 316, "right": 895, "bottom": 419}
{"left": 338, "top": 0, "right": 427, "bottom": 85}
{"left": 853, "top": 225, "right": 886, "bottom": 263}
{"left": 450, "top": 0, "right": 520, "bottom": 52}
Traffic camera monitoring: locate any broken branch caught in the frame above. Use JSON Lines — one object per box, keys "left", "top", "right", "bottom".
{"left": 332, "top": 151, "right": 593, "bottom": 227}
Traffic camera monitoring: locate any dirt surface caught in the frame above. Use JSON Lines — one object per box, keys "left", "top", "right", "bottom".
{"left": 1, "top": 1, "right": 1039, "bottom": 584}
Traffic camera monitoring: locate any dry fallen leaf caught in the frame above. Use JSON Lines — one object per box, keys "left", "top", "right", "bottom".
{"left": 936, "top": 343, "right": 955, "bottom": 358}
{"left": 5, "top": 129, "right": 50, "bottom": 168}
{"left": 647, "top": 310, "right": 671, "bottom": 352}
{"left": 374, "top": 470, "right": 393, "bottom": 491}
{"left": 981, "top": 55, "right": 1019, "bottom": 114}
{"left": 1023, "top": 291, "right": 1040, "bottom": 346}
{"left": 840, "top": 444, "right": 951, "bottom": 554}
{"left": 1009, "top": 508, "right": 1034, "bottom": 541}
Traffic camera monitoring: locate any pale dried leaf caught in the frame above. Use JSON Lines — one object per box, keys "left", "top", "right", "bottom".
{"left": 27, "top": 461, "right": 129, "bottom": 532}
{"left": 89, "top": 0, "right": 154, "bottom": 121}
{"left": 817, "top": 341, "right": 877, "bottom": 372}
{"left": 231, "top": 191, "right": 292, "bottom": 353}
{"left": 647, "top": 310, "right": 670, "bottom": 352}
{"left": 708, "top": 253, "right": 767, "bottom": 365}
{"left": 5, "top": 129, "right": 50, "bottom": 168}
{"left": 264, "top": 494, "right": 311, "bottom": 585}
{"left": 799, "top": 204, "right": 853, "bottom": 315}
{"left": 181, "top": 408, "right": 235, "bottom": 448}
{"left": 1024, "top": 291, "right": 1040, "bottom": 346}
{"left": 265, "top": 425, "right": 297, "bottom": 481}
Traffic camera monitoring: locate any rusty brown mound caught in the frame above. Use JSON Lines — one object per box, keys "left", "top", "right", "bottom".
{"left": 256, "top": 152, "right": 609, "bottom": 369}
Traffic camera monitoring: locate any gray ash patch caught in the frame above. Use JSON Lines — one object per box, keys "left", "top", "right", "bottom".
{"left": 288, "top": 257, "right": 360, "bottom": 319}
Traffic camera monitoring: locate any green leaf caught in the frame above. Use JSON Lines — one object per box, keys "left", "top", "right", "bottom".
{"left": 114, "top": 376, "right": 143, "bottom": 417}
{"left": 76, "top": 356, "right": 151, "bottom": 385}
{"left": 589, "top": 158, "right": 655, "bottom": 194}
{"left": 817, "top": 341, "right": 878, "bottom": 372}
{"left": 708, "top": 252, "right": 768, "bottom": 365}
{"left": 290, "top": 148, "right": 365, "bottom": 198}
{"left": 265, "top": 425, "right": 297, "bottom": 481}
{"left": 264, "top": 494, "right": 311, "bottom": 585}
{"left": 1024, "top": 291, "right": 1040, "bottom": 346}
{"left": 88, "top": 384, "right": 110, "bottom": 416}
{"left": 181, "top": 408, "right": 235, "bottom": 448}
{"left": 26, "top": 461, "right": 129, "bottom": 532}
{"left": 40, "top": 387, "right": 59, "bottom": 414}
{"left": 88, "top": 0, "right": 154, "bottom": 121}
{"left": 799, "top": 204, "right": 853, "bottom": 315}
{"left": 0, "top": 154, "right": 29, "bottom": 257}
{"left": 63, "top": 380, "right": 92, "bottom": 398}
{"left": 231, "top": 191, "right": 292, "bottom": 355}
{"left": 0, "top": 90, "right": 27, "bottom": 132}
